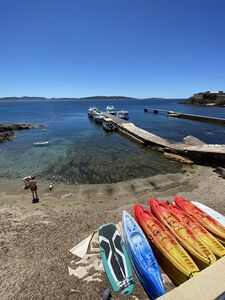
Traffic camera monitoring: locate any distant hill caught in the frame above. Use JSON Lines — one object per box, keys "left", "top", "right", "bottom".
{"left": 79, "top": 96, "right": 137, "bottom": 100}
{"left": 0, "top": 96, "right": 49, "bottom": 101}
{"left": 185, "top": 91, "right": 225, "bottom": 106}
{"left": 0, "top": 95, "right": 168, "bottom": 101}
{"left": 0, "top": 96, "right": 137, "bottom": 101}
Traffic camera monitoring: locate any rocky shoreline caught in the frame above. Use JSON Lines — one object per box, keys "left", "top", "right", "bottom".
{"left": 185, "top": 91, "right": 225, "bottom": 106}
{"left": 0, "top": 124, "right": 33, "bottom": 143}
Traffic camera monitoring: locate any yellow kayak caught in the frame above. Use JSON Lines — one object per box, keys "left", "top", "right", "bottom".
{"left": 150, "top": 198, "right": 217, "bottom": 270}
{"left": 165, "top": 200, "right": 225, "bottom": 258}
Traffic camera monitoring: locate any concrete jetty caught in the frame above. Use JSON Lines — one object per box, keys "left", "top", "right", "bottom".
{"left": 144, "top": 108, "right": 225, "bottom": 125}
{"left": 102, "top": 112, "right": 225, "bottom": 165}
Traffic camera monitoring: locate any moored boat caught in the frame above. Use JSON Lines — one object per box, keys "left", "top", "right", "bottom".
{"left": 88, "top": 107, "right": 100, "bottom": 117}
{"left": 106, "top": 105, "right": 117, "bottom": 115}
{"left": 134, "top": 203, "right": 199, "bottom": 286}
{"left": 175, "top": 195, "right": 225, "bottom": 245}
{"left": 93, "top": 113, "right": 105, "bottom": 123}
{"left": 123, "top": 211, "right": 165, "bottom": 299}
{"left": 102, "top": 121, "right": 117, "bottom": 132}
{"left": 33, "top": 141, "right": 49, "bottom": 147}
{"left": 149, "top": 198, "right": 217, "bottom": 270}
{"left": 117, "top": 110, "right": 129, "bottom": 120}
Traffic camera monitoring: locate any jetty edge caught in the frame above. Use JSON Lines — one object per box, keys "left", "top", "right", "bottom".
{"left": 144, "top": 107, "right": 225, "bottom": 125}
{"left": 102, "top": 112, "right": 225, "bottom": 165}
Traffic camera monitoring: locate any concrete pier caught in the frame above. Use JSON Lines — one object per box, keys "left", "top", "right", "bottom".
{"left": 144, "top": 108, "right": 225, "bottom": 125}
{"left": 102, "top": 112, "right": 225, "bottom": 165}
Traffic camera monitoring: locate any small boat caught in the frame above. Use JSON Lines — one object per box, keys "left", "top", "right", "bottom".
{"left": 102, "top": 121, "right": 117, "bottom": 132}
{"left": 88, "top": 107, "right": 100, "bottom": 117}
{"left": 123, "top": 211, "right": 165, "bottom": 299}
{"left": 175, "top": 195, "right": 225, "bottom": 245}
{"left": 33, "top": 141, "right": 49, "bottom": 147}
{"left": 134, "top": 203, "right": 199, "bottom": 286}
{"left": 93, "top": 113, "right": 105, "bottom": 123}
{"left": 117, "top": 110, "right": 129, "bottom": 120}
{"left": 149, "top": 198, "right": 217, "bottom": 270}
{"left": 106, "top": 105, "right": 117, "bottom": 115}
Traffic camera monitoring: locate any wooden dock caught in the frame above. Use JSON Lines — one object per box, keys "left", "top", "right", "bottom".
{"left": 102, "top": 112, "right": 225, "bottom": 165}
{"left": 144, "top": 108, "right": 225, "bottom": 125}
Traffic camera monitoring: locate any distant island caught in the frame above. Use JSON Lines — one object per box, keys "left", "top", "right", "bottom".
{"left": 0, "top": 96, "right": 165, "bottom": 101}
{"left": 185, "top": 90, "right": 225, "bottom": 106}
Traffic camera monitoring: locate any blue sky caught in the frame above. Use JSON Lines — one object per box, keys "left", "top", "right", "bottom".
{"left": 0, "top": 0, "right": 225, "bottom": 98}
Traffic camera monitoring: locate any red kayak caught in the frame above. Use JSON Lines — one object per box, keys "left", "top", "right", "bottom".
{"left": 174, "top": 195, "right": 225, "bottom": 245}
{"left": 134, "top": 203, "right": 199, "bottom": 286}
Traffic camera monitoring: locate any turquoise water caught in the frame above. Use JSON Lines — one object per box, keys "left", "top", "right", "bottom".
{"left": 0, "top": 98, "right": 225, "bottom": 183}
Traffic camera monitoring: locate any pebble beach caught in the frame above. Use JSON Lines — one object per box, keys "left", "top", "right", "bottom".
{"left": 1, "top": 164, "right": 225, "bottom": 300}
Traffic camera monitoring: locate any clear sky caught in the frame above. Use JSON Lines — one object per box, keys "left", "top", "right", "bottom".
{"left": 0, "top": 0, "right": 225, "bottom": 98}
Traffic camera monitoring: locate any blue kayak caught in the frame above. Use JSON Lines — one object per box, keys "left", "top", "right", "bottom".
{"left": 122, "top": 211, "right": 165, "bottom": 299}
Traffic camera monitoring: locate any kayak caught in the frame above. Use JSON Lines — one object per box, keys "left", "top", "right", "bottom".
{"left": 165, "top": 201, "right": 225, "bottom": 258}
{"left": 149, "top": 198, "right": 217, "bottom": 269}
{"left": 122, "top": 211, "right": 165, "bottom": 299}
{"left": 175, "top": 195, "right": 225, "bottom": 245}
{"left": 134, "top": 203, "right": 199, "bottom": 286}
{"left": 99, "top": 223, "right": 134, "bottom": 295}
{"left": 192, "top": 201, "right": 225, "bottom": 227}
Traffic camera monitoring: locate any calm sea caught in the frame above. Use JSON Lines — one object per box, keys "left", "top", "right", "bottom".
{"left": 0, "top": 98, "right": 225, "bottom": 184}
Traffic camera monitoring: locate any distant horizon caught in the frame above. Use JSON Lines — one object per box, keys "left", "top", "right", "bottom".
{"left": 1, "top": 0, "right": 225, "bottom": 98}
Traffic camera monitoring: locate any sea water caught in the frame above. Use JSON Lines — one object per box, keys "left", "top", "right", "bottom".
{"left": 0, "top": 98, "right": 224, "bottom": 183}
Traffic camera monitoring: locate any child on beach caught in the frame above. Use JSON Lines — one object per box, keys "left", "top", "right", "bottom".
{"left": 23, "top": 175, "right": 39, "bottom": 203}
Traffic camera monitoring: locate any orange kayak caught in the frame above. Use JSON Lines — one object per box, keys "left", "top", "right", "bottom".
{"left": 175, "top": 195, "right": 225, "bottom": 245}
{"left": 134, "top": 203, "right": 199, "bottom": 286}
{"left": 149, "top": 198, "right": 217, "bottom": 270}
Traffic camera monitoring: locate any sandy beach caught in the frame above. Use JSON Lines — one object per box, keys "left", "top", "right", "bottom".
{"left": 1, "top": 164, "right": 225, "bottom": 300}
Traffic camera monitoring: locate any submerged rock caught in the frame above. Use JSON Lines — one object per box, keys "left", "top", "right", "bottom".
{"left": 0, "top": 131, "right": 14, "bottom": 143}
{"left": 163, "top": 152, "right": 194, "bottom": 165}
{"left": 0, "top": 123, "right": 33, "bottom": 131}
{"left": 0, "top": 123, "right": 33, "bottom": 143}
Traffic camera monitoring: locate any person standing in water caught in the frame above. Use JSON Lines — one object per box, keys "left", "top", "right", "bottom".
{"left": 23, "top": 175, "right": 39, "bottom": 203}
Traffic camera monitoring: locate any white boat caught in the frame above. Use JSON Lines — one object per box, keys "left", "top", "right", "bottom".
{"left": 106, "top": 105, "right": 117, "bottom": 115}
{"left": 93, "top": 113, "right": 105, "bottom": 123}
{"left": 117, "top": 110, "right": 129, "bottom": 120}
{"left": 33, "top": 141, "right": 49, "bottom": 147}
{"left": 88, "top": 107, "right": 100, "bottom": 117}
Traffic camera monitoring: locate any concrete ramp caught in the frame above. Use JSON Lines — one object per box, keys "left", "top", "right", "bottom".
{"left": 158, "top": 256, "right": 225, "bottom": 300}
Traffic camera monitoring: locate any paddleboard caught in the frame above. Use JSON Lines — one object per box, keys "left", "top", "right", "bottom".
{"left": 192, "top": 202, "right": 225, "bottom": 227}
{"left": 98, "top": 223, "right": 134, "bottom": 295}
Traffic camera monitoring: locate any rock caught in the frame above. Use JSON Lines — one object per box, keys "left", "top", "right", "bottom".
{"left": 163, "top": 152, "right": 194, "bottom": 164}
{"left": 0, "top": 132, "right": 14, "bottom": 143}
{"left": 183, "top": 135, "right": 205, "bottom": 146}
{"left": 0, "top": 123, "right": 33, "bottom": 132}
{"left": 213, "top": 167, "right": 225, "bottom": 179}
{"left": 0, "top": 123, "right": 33, "bottom": 143}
